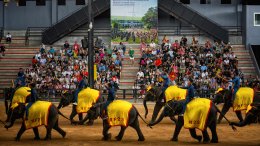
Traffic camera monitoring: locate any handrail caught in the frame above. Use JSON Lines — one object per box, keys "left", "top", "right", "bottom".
{"left": 0, "top": 27, "right": 3, "bottom": 42}
{"left": 25, "top": 27, "right": 50, "bottom": 45}
{"left": 159, "top": 0, "right": 229, "bottom": 42}
{"left": 248, "top": 44, "right": 260, "bottom": 78}
{"left": 158, "top": 25, "right": 242, "bottom": 36}
{"left": 1, "top": 88, "right": 215, "bottom": 102}
{"left": 43, "top": 7, "right": 84, "bottom": 32}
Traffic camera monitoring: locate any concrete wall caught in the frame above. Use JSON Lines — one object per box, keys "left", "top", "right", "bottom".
{"left": 244, "top": 5, "right": 260, "bottom": 47}
{"left": 187, "top": 0, "right": 242, "bottom": 27}
{"left": 0, "top": 0, "right": 242, "bottom": 29}
{"left": 0, "top": 0, "right": 85, "bottom": 30}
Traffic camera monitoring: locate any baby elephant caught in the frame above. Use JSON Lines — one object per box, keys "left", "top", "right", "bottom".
{"left": 5, "top": 101, "right": 66, "bottom": 141}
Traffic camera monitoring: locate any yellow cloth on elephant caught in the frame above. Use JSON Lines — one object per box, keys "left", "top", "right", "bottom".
{"left": 76, "top": 87, "right": 100, "bottom": 113}
{"left": 24, "top": 101, "right": 52, "bottom": 129}
{"left": 184, "top": 98, "right": 212, "bottom": 131}
{"left": 107, "top": 100, "right": 133, "bottom": 127}
{"left": 165, "top": 85, "right": 187, "bottom": 102}
{"left": 11, "top": 87, "right": 31, "bottom": 107}
{"left": 233, "top": 87, "right": 254, "bottom": 111}
{"left": 246, "top": 105, "right": 253, "bottom": 114}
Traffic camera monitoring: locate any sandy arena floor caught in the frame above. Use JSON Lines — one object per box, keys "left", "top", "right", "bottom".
{"left": 0, "top": 101, "right": 259, "bottom": 146}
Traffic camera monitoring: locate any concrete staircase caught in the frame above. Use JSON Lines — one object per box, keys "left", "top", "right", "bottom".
{"left": 119, "top": 44, "right": 141, "bottom": 90}
{"left": 232, "top": 45, "right": 257, "bottom": 80}
{"left": 0, "top": 35, "right": 38, "bottom": 98}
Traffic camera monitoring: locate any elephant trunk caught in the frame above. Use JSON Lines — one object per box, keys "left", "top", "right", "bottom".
{"left": 231, "top": 114, "right": 252, "bottom": 127}
{"left": 4, "top": 120, "right": 14, "bottom": 129}
{"left": 57, "top": 102, "right": 63, "bottom": 109}
{"left": 149, "top": 108, "right": 165, "bottom": 126}
{"left": 143, "top": 99, "right": 148, "bottom": 119}
{"left": 150, "top": 102, "right": 163, "bottom": 124}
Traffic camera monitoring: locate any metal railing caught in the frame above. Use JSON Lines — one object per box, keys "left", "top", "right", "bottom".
{"left": 249, "top": 44, "right": 260, "bottom": 78}
{"left": 42, "top": 0, "right": 110, "bottom": 44}
{"left": 25, "top": 27, "right": 48, "bottom": 45}
{"left": 158, "top": 25, "right": 242, "bottom": 36}
{"left": 159, "top": 0, "right": 229, "bottom": 42}
{"left": 1, "top": 88, "right": 215, "bottom": 102}
{"left": 0, "top": 27, "right": 3, "bottom": 42}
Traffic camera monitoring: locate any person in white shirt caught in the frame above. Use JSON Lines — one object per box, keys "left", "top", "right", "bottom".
{"left": 136, "top": 70, "right": 144, "bottom": 80}
{"left": 6, "top": 32, "right": 12, "bottom": 43}
{"left": 149, "top": 41, "right": 156, "bottom": 49}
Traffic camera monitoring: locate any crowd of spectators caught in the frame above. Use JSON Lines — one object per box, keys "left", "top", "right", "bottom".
{"left": 135, "top": 35, "right": 253, "bottom": 97}
{"left": 14, "top": 38, "right": 123, "bottom": 97}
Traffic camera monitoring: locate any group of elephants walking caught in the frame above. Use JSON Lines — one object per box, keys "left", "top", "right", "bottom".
{"left": 1, "top": 85, "right": 260, "bottom": 143}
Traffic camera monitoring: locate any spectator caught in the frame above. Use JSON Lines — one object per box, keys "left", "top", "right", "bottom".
{"left": 49, "top": 46, "right": 56, "bottom": 55}
{"left": 128, "top": 47, "right": 135, "bottom": 65}
{"left": 64, "top": 41, "right": 70, "bottom": 49}
{"left": 0, "top": 43, "right": 6, "bottom": 57}
{"left": 6, "top": 32, "right": 12, "bottom": 43}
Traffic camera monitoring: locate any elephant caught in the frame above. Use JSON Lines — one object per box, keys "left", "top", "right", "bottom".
{"left": 4, "top": 87, "right": 15, "bottom": 114}
{"left": 148, "top": 99, "right": 232, "bottom": 143}
{"left": 230, "top": 103, "right": 260, "bottom": 127}
{"left": 144, "top": 86, "right": 186, "bottom": 124}
{"left": 86, "top": 100, "right": 146, "bottom": 141}
{"left": 213, "top": 88, "right": 260, "bottom": 123}
{"left": 57, "top": 88, "right": 104, "bottom": 125}
{"left": 57, "top": 90, "right": 83, "bottom": 122}
{"left": 4, "top": 101, "right": 67, "bottom": 141}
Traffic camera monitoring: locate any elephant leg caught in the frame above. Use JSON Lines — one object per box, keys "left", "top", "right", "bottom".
{"left": 53, "top": 119, "right": 66, "bottom": 138}
{"left": 235, "top": 111, "right": 243, "bottom": 122}
{"left": 150, "top": 102, "right": 163, "bottom": 124}
{"left": 171, "top": 116, "right": 184, "bottom": 141}
{"left": 169, "top": 116, "right": 177, "bottom": 124}
{"left": 102, "top": 121, "right": 111, "bottom": 141}
{"left": 44, "top": 126, "right": 52, "bottom": 140}
{"left": 115, "top": 126, "right": 127, "bottom": 141}
{"left": 189, "top": 128, "right": 202, "bottom": 142}
{"left": 129, "top": 118, "right": 145, "bottom": 141}
{"left": 15, "top": 123, "right": 26, "bottom": 141}
{"left": 70, "top": 106, "right": 78, "bottom": 123}
{"left": 218, "top": 104, "right": 230, "bottom": 124}
{"left": 4, "top": 100, "right": 8, "bottom": 114}
{"left": 33, "top": 128, "right": 40, "bottom": 140}
{"left": 78, "top": 113, "right": 83, "bottom": 121}
{"left": 209, "top": 120, "right": 218, "bottom": 143}
{"left": 202, "top": 130, "right": 210, "bottom": 143}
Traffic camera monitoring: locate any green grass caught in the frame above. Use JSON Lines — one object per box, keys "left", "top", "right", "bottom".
{"left": 111, "top": 16, "right": 142, "bottom": 21}
{"left": 112, "top": 37, "right": 158, "bottom": 44}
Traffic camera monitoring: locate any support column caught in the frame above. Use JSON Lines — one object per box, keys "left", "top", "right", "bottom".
{"left": 88, "top": 0, "right": 94, "bottom": 88}
{"left": 51, "top": 0, "right": 58, "bottom": 25}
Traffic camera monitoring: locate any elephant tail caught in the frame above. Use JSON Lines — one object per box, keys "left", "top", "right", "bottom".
{"left": 212, "top": 103, "right": 237, "bottom": 131}
{"left": 57, "top": 110, "right": 70, "bottom": 120}
{"left": 134, "top": 106, "right": 152, "bottom": 129}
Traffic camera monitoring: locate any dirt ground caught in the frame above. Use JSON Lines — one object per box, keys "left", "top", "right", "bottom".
{"left": 0, "top": 101, "right": 259, "bottom": 146}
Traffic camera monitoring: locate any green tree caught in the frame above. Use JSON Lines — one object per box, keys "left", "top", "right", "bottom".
{"left": 141, "top": 7, "right": 158, "bottom": 29}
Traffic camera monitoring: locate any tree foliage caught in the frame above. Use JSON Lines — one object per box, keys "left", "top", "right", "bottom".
{"left": 141, "top": 7, "right": 158, "bottom": 29}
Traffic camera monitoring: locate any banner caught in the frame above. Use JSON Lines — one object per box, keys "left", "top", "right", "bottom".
{"left": 111, "top": 0, "right": 158, "bottom": 44}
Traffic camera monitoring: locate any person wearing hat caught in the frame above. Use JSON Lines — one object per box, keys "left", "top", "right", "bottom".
{"left": 73, "top": 75, "right": 88, "bottom": 105}
{"left": 180, "top": 78, "right": 195, "bottom": 115}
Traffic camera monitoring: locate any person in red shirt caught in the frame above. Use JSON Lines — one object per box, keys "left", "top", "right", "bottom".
{"left": 32, "top": 56, "right": 38, "bottom": 67}
{"left": 154, "top": 57, "right": 162, "bottom": 67}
